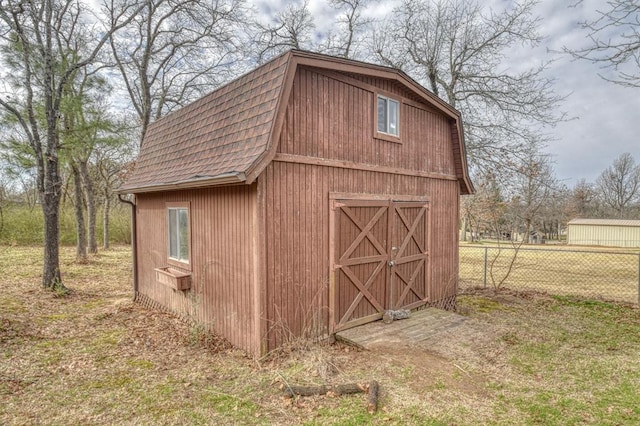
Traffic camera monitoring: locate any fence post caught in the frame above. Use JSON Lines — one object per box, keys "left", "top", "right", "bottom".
{"left": 637, "top": 253, "right": 640, "bottom": 305}
{"left": 483, "top": 247, "right": 488, "bottom": 288}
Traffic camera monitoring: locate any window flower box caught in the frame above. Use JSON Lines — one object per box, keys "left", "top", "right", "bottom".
{"left": 155, "top": 267, "right": 191, "bottom": 291}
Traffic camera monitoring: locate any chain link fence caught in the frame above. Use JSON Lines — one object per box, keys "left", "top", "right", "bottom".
{"left": 459, "top": 245, "right": 640, "bottom": 304}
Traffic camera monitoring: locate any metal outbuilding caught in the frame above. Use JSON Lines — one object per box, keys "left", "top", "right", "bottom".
{"left": 567, "top": 219, "right": 640, "bottom": 248}
{"left": 119, "top": 50, "right": 474, "bottom": 355}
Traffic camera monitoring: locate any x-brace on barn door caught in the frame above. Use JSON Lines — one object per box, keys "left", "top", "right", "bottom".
{"left": 330, "top": 197, "right": 430, "bottom": 332}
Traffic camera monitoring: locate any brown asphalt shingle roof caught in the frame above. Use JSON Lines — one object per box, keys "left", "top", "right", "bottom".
{"left": 119, "top": 53, "right": 290, "bottom": 192}
{"left": 120, "top": 50, "right": 473, "bottom": 194}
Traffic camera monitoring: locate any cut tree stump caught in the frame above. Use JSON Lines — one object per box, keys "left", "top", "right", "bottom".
{"left": 281, "top": 380, "right": 379, "bottom": 413}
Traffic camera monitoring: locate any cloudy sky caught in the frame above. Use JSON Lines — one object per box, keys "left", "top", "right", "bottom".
{"left": 254, "top": 0, "right": 639, "bottom": 187}
{"left": 529, "top": 0, "right": 639, "bottom": 186}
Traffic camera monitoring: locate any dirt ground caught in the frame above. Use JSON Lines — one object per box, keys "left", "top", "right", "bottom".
{"left": 1, "top": 292, "right": 491, "bottom": 424}
{"left": 2, "top": 246, "right": 640, "bottom": 425}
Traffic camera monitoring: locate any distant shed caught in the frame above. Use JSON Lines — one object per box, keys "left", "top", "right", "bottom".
{"left": 119, "top": 50, "right": 473, "bottom": 355}
{"left": 567, "top": 219, "right": 640, "bottom": 248}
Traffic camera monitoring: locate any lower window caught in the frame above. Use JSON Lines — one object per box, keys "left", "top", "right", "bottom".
{"left": 167, "top": 205, "right": 190, "bottom": 264}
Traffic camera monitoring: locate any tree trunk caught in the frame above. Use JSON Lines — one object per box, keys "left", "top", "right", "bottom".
{"left": 39, "top": 0, "right": 65, "bottom": 292}
{"left": 523, "top": 219, "right": 531, "bottom": 244}
{"left": 79, "top": 160, "right": 97, "bottom": 254}
{"left": 461, "top": 215, "right": 468, "bottom": 241}
{"left": 41, "top": 157, "right": 64, "bottom": 291}
{"left": 103, "top": 193, "right": 110, "bottom": 249}
{"left": 72, "top": 165, "right": 87, "bottom": 262}
{"left": 42, "top": 202, "right": 62, "bottom": 290}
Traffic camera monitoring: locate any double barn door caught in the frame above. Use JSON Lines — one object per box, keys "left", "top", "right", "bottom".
{"left": 330, "top": 196, "right": 431, "bottom": 332}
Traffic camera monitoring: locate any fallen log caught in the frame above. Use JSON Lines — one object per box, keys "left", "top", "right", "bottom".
{"left": 281, "top": 380, "right": 380, "bottom": 413}
{"left": 282, "top": 382, "right": 367, "bottom": 398}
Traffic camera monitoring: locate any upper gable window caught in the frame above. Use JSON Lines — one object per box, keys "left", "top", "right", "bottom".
{"left": 377, "top": 95, "right": 400, "bottom": 137}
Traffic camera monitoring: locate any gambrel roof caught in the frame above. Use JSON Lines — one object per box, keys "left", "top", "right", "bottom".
{"left": 119, "top": 50, "right": 473, "bottom": 194}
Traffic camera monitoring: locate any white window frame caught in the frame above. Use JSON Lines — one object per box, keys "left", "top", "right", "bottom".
{"left": 167, "top": 203, "right": 190, "bottom": 267}
{"left": 377, "top": 94, "right": 400, "bottom": 138}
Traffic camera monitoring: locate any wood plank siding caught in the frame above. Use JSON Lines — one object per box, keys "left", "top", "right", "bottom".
{"left": 134, "top": 185, "right": 259, "bottom": 353}
{"left": 260, "top": 66, "right": 460, "bottom": 350}
{"left": 277, "top": 67, "right": 457, "bottom": 176}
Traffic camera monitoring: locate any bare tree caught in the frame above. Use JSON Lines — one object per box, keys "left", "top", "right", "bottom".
{"left": 536, "top": 184, "right": 568, "bottom": 241}
{"left": 70, "top": 163, "right": 88, "bottom": 262}
{"left": 565, "top": 178, "right": 600, "bottom": 219}
{"left": 0, "top": 0, "right": 143, "bottom": 290}
{"left": 252, "top": 0, "right": 375, "bottom": 62}
{"left": 508, "top": 148, "right": 559, "bottom": 243}
{"left": 0, "top": 173, "right": 8, "bottom": 237}
{"left": 59, "top": 64, "right": 117, "bottom": 257}
{"left": 254, "top": 0, "right": 316, "bottom": 63}
{"left": 323, "top": 0, "right": 374, "bottom": 59}
{"left": 93, "top": 125, "right": 136, "bottom": 249}
{"left": 460, "top": 194, "right": 474, "bottom": 241}
{"left": 108, "top": 0, "right": 245, "bottom": 144}
{"left": 371, "top": 0, "right": 566, "bottom": 172}
{"left": 461, "top": 171, "right": 507, "bottom": 241}
{"left": 464, "top": 171, "right": 526, "bottom": 289}
{"left": 565, "top": 0, "right": 640, "bottom": 87}
{"left": 596, "top": 152, "right": 640, "bottom": 218}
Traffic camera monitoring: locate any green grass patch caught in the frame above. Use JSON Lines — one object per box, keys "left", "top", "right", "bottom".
{"left": 201, "top": 392, "right": 259, "bottom": 416}
{"left": 477, "top": 294, "right": 640, "bottom": 425}
{"left": 307, "top": 396, "right": 375, "bottom": 425}
{"left": 42, "top": 313, "right": 73, "bottom": 321}
{"left": 84, "top": 373, "right": 135, "bottom": 390}
{"left": 0, "top": 296, "right": 27, "bottom": 314}
{"left": 126, "top": 359, "right": 154, "bottom": 370}
{"left": 459, "top": 295, "right": 506, "bottom": 313}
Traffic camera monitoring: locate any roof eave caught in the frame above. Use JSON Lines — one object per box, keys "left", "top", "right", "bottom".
{"left": 117, "top": 172, "right": 247, "bottom": 194}
{"left": 244, "top": 51, "right": 298, "bottom": 184}
{"left": 455, "top": 119, "right": 474, "bottom": 195}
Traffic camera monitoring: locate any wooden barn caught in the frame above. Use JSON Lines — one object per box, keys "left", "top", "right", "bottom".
{"left": 118, "top": 50, "right": 474, "bottom": 355}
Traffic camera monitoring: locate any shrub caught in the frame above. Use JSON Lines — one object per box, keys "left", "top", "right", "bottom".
{"left": 0, "top": 201, "right": 131, "bottom": 246}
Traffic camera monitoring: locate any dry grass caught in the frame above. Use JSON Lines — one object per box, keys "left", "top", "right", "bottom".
{"left": 2, "top": 245, "right": 640, "bottom": 424}
{"left": 460, "top": 244, "right": 640, "bottom": 303}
